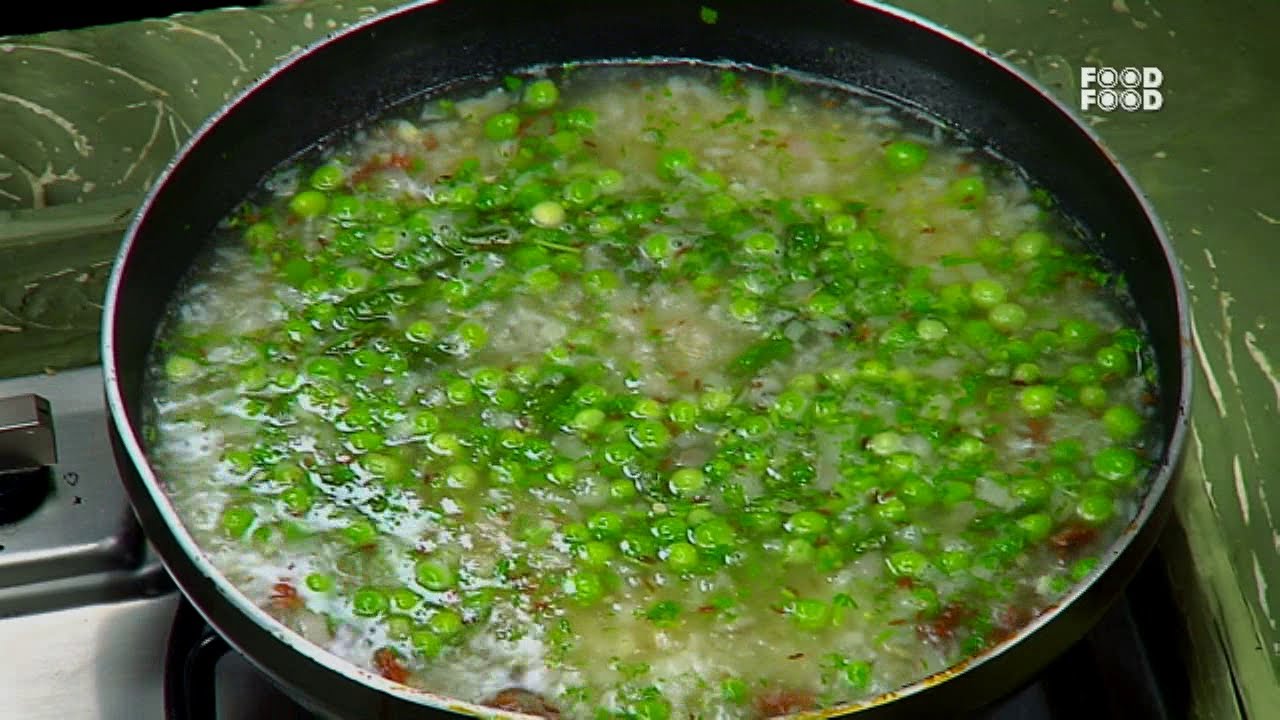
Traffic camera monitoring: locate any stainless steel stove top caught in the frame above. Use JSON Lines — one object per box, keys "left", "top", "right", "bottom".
{"left": 0, "top": 367, "right": 309, "bottom": 720}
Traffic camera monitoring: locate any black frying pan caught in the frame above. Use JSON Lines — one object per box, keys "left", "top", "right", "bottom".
{"left": 102, "top": 1, "right": 1192, "bottom": 718}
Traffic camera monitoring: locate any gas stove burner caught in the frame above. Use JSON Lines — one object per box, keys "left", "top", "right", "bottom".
{"left": 0, "top": 367, "right": 169, "bottom": 618}
{"left": 0, "top": 393, "right": 57, "bottom": 524}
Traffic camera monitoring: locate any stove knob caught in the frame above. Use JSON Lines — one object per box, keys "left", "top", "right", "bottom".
{"left": 0, "top": 394, "right": 57, "bottom": 524}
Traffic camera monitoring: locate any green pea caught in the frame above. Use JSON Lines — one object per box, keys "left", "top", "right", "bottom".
{"left": 1079, "top": 385, "right": 1109, "bottom": 409}
{"left": 1012, "top": 477, "right": 1052, "bottom": 508}
{"left": 783, "top": 537, "right": 816, "bottom": 565}
{"left": 343, "top": 518, "right": 378, "bottom": 546}
{"left": 523, "top": 78, "right": 559, "bottom": 109}
{"left": 989, "top": 302, "right": 1028, "bottom": 332}
{"left": 587, "top": 510, "right": 624, "bottom": 539}
{"left": 722, "top": 678, "right": 749, "bottom": 704}
{"left": 1018, "top": 385, "right": 1057, "bottom": 417}
{"left": 581, "top": 540, "right": 616, "bottom": 568}
{"left": 875, "top": 497, "right": 908, "bottom": 523}
{"left": 789, "top": 598, "right": 831, "bottom": 631}
{"left": 868, "top": 431, "right": 902, "bottom": 456}
{"left": 669, "top": 468, "right": 707, "bottom": 497}
{"left": 743, "top": 232, "right": 780, "bottom": 256}
{"left": 415, "top": 559, "right": 457, "bottom": 591}
{"left": 658, "top": 148, "right": 695, "bottom": 180}
{"left": 428, "top": 608, "right": 464, "bottom": 637}
{"left": 899, "top": 477, "right": 938, "bottom": 506}
{"left": 352, "top": 587, "right": 389, "bottom": 617}
{"left": 1093, "top": 446, "right": 1139, "bottom": 481}
{"left": 569, "top": 407, "right": 605, "bottom": 434}
{"left": 1102, "top": 405, "right": 1143, "bottom": 440}
{"left": 937, "top": 550, "right": 971, "bottom": 574}
{"left": 969, "top": 279, "right": 1007, "bottom": 309}
{"left": 668, "top": 400, "right": 699, "bottom": 428}
{"left": 629, "top": 419, "right": 671, "bottom": 451}
{"left": 310, "top": 163, "right": 345, "bottom": 191}
{"left": 1060, "top": 319, "right": 1099, "bottom": 351}
{"left": 887, "top": 549, "right": 929, "bottom": 577}
{"left": 304, "top": 572, "right": 334, "bottom": 593}
{"left": 392, "top": 588, "right": 421, "bottom": 610}
{"left": 620, "top": 531, "right": 657, "bottom": 560}
{"left": 243, "top": 220, "right": 277, "bottom": 248}
{"left": 1095, "top": 345, "right": 1134, "bottom": 376}
{"left": 411, "top": 629, "right": 444, "bottom": 658}
{"left": 484, "top": 111, "right": 520, "bottom": 141}
{"left": 221, "top": 507, "right": 255, "bottom": 538}
{"left": 665, "top": 542, "right": 699, "bottom": 572}
{"left": 916, "top": 318, "right": 949, "bottom": 341}
{"left": 289, "top": 189, "right": 328, "bottom": 218}
{"left": 691, "top": 518, "right": 736, "bottom": 550}
{"left": 1017, "top": 513, "right": 1053, "bottom": 542}
{"left": 280, "top": 484, "right": 313, "bottom": 515}
{"left": 566, "top": 570, "right": 605, "bottom": 605}
{"left": 947, "top": 176, "right": 987, "bottom": 207}
{"left": 456, "top": 321, "right": 489, "bottom": 350}
{"left": 642, "top": 233, "right": 674, "bottom": 260}
{"left": 1012, "top": 230, "right": 1050, "bottom": 260}
{"left": 1071, "top": 556, "right": 1099, "bottom": 582}
{"left": 1077, "top": 495, "right": 1116, "bottom": 525}
{"left": 525, "top": 267, "right": 561, "bottom": 293}
{"left": 845, "top": 660, "right": 873, "bottom": 690}
{"left": 1049, "top": 438, "right": 1084, "bottom": 463}
{"left": 348, "top": 428, "right": 385, "bottom": 452}
{"left": 642, "top": 518, "right": 681, "bottom": 546}
{"left": 786, "top": 510, "right": 829, "bottom": 537}
{"left": 530, "top": 200, "right": 566, "bottom": 228}
{"left": 884, "top": 140, "right": 928, "bottom": 173}
{"left": 547, "top": 130, "right": 582, "bottom": 156}
{"left": 562, "top": 178, "right": 599, "bottom": 207}
{"left": 631, "top": 697, "right": 671, "bottom": 720}
{"left": 443, "top": 463, "right": 480, "bottom": 489}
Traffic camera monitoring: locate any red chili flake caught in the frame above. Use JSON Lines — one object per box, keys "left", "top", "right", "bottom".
{"left": 1050, "top": 524, "right": 1098, "bottom": 556}
{"left": 990, "top": 605, "right": 1032, "bottom": 644}
{"left": 917, "top": 603, "right": 972, "bottom": 646}
{"left": 856, "top": 325, "right": 873, "bottom": 342}
{"left": 1024, "top": 418, "right": 1051, "bottom": 443}
{"left": 373, "top": 648, "right": 410, "bottom": 684}
{"left": 698, "top": 605, "right": 718, "bottom": 614}
{"left": 1140, "top": 392, "right": 1157, "bottom": 407}
{"left": 753, "top": 688, "right": 817, "bottom": 718}
{"left": 484, "top": 688, "right": 561, "bottom": 719}
{"left": 270, "top": 582, "right": 303, "bottom": 611}
{"left": 920, "top": 226, "right": 937, "bottom": 234}
{"left": 957, "top": 162, "right": 974, "bottom": 173}
{"left": 350, "top": 160, "right": 384, "bottom": 186}
{"left": 692, "top": 378, "right": 704, "bottom": 391}
{"left": 786, "top": 652, "right": 805, "bottom": 660}
{"left": 422, "top": 133, "right": 440, "bottom": 151}
{"left": 888, "top": 618, "right": 907, "bottom": 626}
{"left": 895, "top": 576, "right": 915, "bottom": 589}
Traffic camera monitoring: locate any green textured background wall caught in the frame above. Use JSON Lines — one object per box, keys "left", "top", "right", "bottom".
{"left": 1, "top": 1, "right": 1276, "bottom": 716}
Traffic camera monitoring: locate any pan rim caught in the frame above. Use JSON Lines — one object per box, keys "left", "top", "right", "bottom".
{"left": 101, "top": 0, "right": 1194, "bottom": 717}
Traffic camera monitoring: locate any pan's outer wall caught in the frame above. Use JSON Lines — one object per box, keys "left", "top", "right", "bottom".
{"left": 104, "top": 1, "right": 1189, "bottom": 718}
